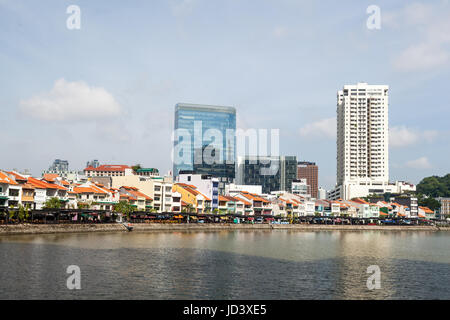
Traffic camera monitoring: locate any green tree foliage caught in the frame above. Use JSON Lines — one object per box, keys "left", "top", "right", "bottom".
{"left": 416, "top": 194, "right": 441, "bottom": 211}
{"left": 114, "top": 201, "right": 135, "bottom": 221}
{"left": 132, "top": 164, "right": 142, "bottom": 172}
{"left": 416, "top": 174, "right": 450, "bottom": 198}
{"left": 44, "top": 197, "right": 62, "bottom": 209}
{"left": 18, "top": 205, "right": 26, "bottom": 222}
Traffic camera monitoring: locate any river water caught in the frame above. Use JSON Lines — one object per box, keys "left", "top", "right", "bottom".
{"left": 0, "top": 230, "right": 449, "bottom": 299}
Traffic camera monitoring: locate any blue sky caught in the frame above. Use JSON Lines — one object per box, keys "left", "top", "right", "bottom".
{"left": 1, "top": 0, "right": 449, "bottom": 190}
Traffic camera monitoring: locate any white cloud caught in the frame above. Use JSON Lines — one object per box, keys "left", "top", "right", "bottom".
{"left": 299, "top": 117, "right": 336, "bottom": 139}
{"left": 19, "top": 79, "right": 121, "bottom": 122}
{"left": 170, "top": 0, "right": 198, "bottom": 17}
{"left": 271, "top": 26, "right": 289, "bottom": 38}
{"left": 390, "top": 126, "right": 438, "bottom": 148}
{"left": 393, "top": 43, "right": 449, "bottom": 72}
{"left": 389, "top": 2, "right": 450, "bottom": 72}
{"left": 405, "top": 156, "right": 432, "bottom": 169}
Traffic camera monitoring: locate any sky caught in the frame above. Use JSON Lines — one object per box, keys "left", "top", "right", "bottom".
{"left": 1, "top": 0, "right": 449, "bottom": 190}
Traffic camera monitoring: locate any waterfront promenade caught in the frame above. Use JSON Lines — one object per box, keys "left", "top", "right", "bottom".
{"left": 1, "top": 223, "right": 449, "bottom": 235}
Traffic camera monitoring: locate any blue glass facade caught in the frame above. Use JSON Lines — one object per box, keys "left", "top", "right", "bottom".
{"left": 173, "top": 103, "right": 236, "bottom": 179}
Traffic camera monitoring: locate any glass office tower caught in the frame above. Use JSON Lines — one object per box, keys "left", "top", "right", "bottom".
{"left": 173, "top": 103, "right": 236, "bottom": 182}
{"left": 236, "top": 156, "right": 298, "bottom": 194}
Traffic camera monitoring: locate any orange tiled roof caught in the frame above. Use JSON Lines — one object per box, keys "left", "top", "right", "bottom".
{"left": 352, "top": 198, "right": 369, "bottom": 205}
{"left": 419, "top": 206, "right": 434, "bottom": 214}
{"left": 176, "top": 183, "right": 198, "bottom": 189}
{"left": 21, "top": 182, "right": 35, "bottom": 190}
{"left": 6, "top": 171, "right": 27, "bottom": 182}
{"left": 28, "top": 177, "right": 66, "bottom": 190}
{"left": 43, "top": 173, "right": 59, "bottom": 182}
{"left": 0, "top": 171, "right": 18, "bottom": 185}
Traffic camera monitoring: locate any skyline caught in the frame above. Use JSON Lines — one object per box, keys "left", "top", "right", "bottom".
{"left": 1, "top": 0, "right": 450, "bottom": 190}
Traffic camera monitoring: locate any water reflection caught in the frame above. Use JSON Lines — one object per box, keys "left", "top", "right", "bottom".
{"left": 0, "top": 231, "right": 449, "bottom": 299}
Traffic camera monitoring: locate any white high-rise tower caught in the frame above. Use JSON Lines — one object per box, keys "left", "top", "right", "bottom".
{"left": 329, "top": 83, "right": 393, "bottom": 200}
{"left": 337, "top": 82, "right": 389, "bottom": 184}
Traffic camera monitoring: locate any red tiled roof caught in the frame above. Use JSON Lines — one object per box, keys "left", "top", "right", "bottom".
{"left": 84, "top": 165, "right": 130, "bottom": 172}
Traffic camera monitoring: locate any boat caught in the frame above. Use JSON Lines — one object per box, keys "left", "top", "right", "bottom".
{"left": 119, "top": 222, "right": 133, "bottom": 231}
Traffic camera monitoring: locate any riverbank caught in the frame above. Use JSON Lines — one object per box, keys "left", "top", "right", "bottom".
{"left": 0, "top": 223, "right": 449, "bottom": 235}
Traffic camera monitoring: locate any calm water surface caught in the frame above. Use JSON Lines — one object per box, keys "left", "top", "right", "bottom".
{"left": 0, "top": 230, "right": 449, "bottom": 299}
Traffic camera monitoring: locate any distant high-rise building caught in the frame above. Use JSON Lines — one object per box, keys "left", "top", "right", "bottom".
{"left": 297, "top": 161, "right": 318, "bottom": 198}
{"left": 236, "top": 156, "right": 297, "bottom": 194}
{"left": 173, "top": 103, "right": 236, "bottom": 186}
{"left": 86, "top": 159, "right": 100, "bottom": 169}
{"left": 318, "top": 187, "right": 326, "bottom": 200}
{"left": 49, "top": 159, "right": 69, "bottom": 172}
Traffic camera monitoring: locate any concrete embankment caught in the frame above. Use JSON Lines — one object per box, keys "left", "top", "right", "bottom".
{"left": 0, "top": 223, "right": 449, "bottom": 235}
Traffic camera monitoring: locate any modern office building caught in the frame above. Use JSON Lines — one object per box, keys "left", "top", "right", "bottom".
{"left": 297, "top": 161, "right": 318, "bottom": 198}
{"left": 236, "top": 156, "right": 297, "bottom": 194}
{"left": 173, "top": 103, "right": 236, "bottom": 184}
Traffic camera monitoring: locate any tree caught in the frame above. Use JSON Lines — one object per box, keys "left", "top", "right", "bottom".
{"left": 114, "top": 201, "right": 135, "bottom": 221}
{"left": 416, "top": 174, "right": 450, "bottom": 198}
{"left": 132, "top": 164, "right": 142, "bottom": 172}
{"left": 185, "top": 203, "right": 194, "bottom": 214}
{"left": 44, "top": 197, "right": 62, "bottom": 209}
{"left": 77, "top": 202, "right": 90, "bottom": 209}
{"left": 24, "top": 204, "right": 31, "bottom": 221}
{"left": 8, "top": 205, "right": 15, "bottom": 222}
{"left": 18, "top": 205, "right": 26, "bottom": 222}
{"left": 416, "top": 193, "right": 441, "bottom": 211}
